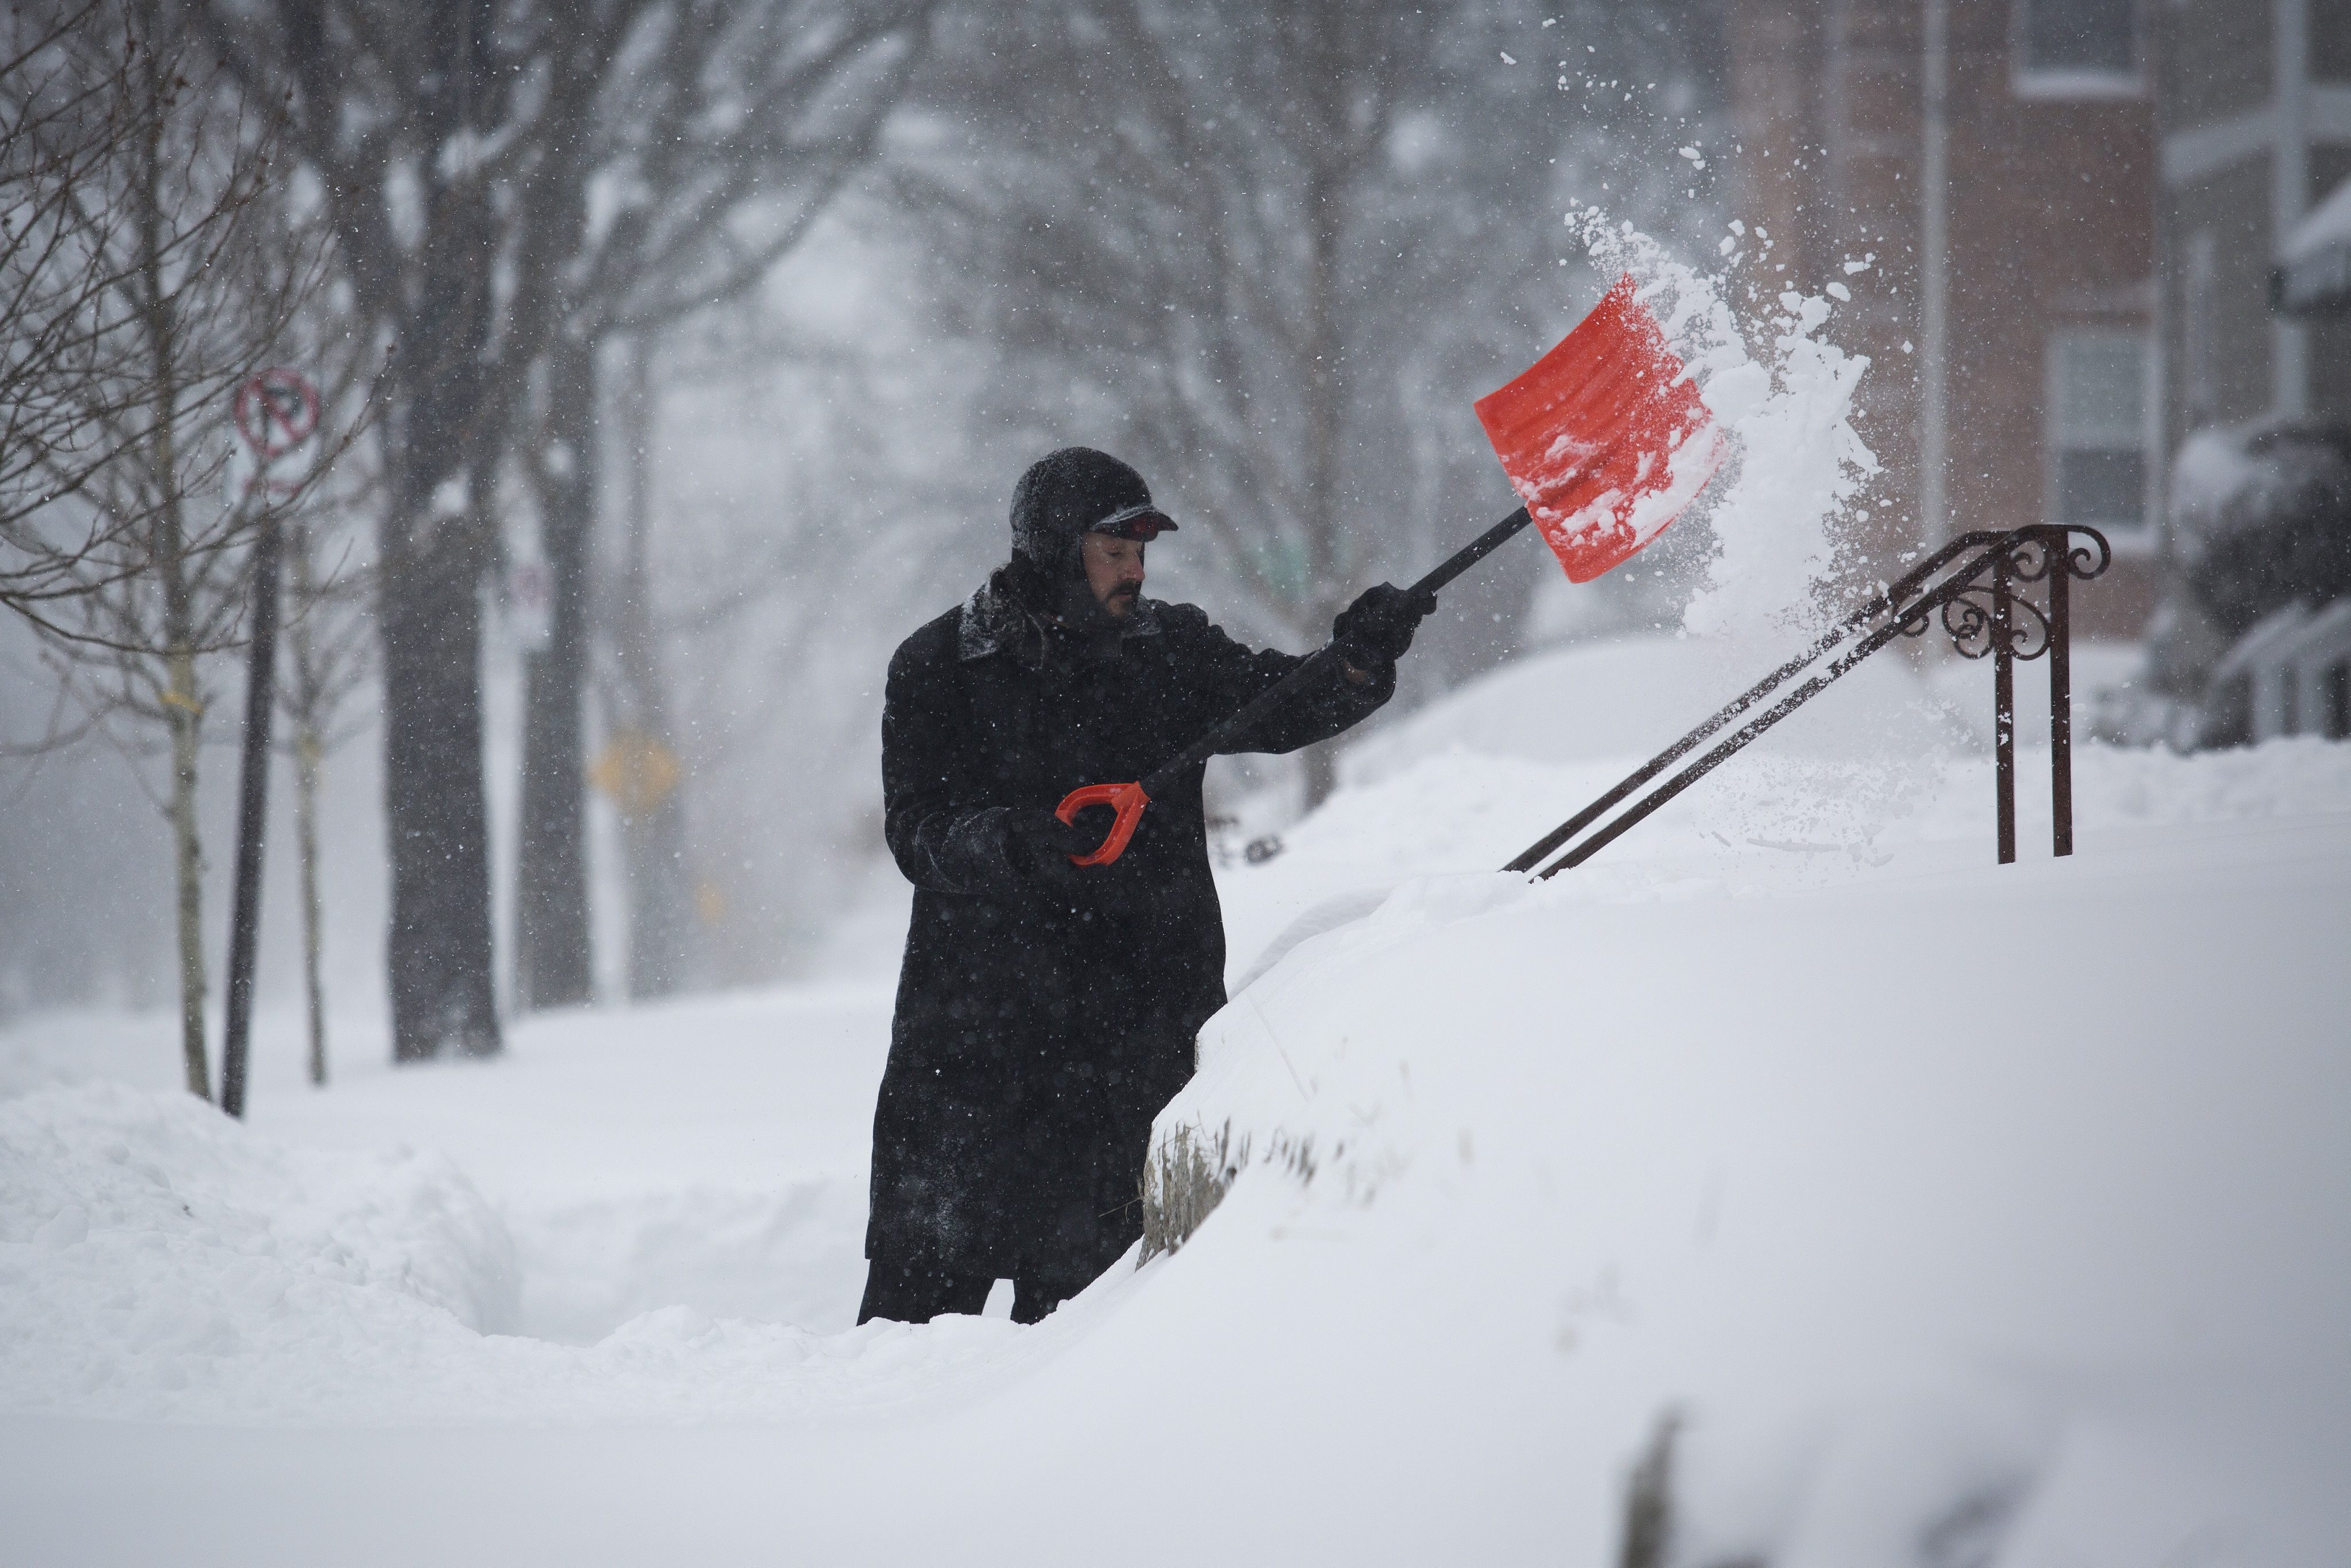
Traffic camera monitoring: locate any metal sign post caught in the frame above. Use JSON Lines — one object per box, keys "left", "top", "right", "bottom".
{"left": 219, "top": 367, "right": 319, "bottom": 1119}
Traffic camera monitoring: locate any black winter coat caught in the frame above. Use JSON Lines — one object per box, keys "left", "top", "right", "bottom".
{"left": 868, "top": 574, "right": 1393, "bottom": 1279}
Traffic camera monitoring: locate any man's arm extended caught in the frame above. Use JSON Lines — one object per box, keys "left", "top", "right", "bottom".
{"left": 1172, "top": 605, "right": 1397, "bottom": 759}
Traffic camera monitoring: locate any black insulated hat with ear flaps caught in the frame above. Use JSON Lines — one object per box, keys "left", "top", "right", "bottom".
{"left": 1008, "top": 448, "right": 1176, "bottom": 577}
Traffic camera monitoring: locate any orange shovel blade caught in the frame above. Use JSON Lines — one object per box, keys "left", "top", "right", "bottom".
{"left": 1475, "top": 273, "right": 1722, "bottom": 583}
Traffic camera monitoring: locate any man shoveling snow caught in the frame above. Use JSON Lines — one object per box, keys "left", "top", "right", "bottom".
{"left": 862, "top": 278, "right": 1721, "bottom": 1324}
{"left": 860, "top": 448, "right": 1430, "bottom": 1324}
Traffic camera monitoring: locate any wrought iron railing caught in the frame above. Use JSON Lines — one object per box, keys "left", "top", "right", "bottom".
{"left": 1505, "top": 524, "right": 2112, "bottom": 878}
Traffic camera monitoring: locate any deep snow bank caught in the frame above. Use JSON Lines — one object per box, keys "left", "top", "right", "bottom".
{"left": 0, "top": 1082, "right": 516, "bottom": 1418}
{"left": 0, "top": 986, "right": 1066, "bottom": 1426}
{"left": 1157, "top": 732, "right": 2351, "bottom": 1559}
{"left": 0, "top": 1071, "right": 1041, "bottom": 1425}
{"left": 243, "top": 985, "right": 895, "bottom": 1345}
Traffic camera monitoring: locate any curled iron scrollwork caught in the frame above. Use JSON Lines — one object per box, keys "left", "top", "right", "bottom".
{"left": 1936, "top": 588, "right": 1988, "bottom": 654}
{"left": 1885, "top": 525, "right": 2105, "bottom": 659}
{"left": 2062, "top": 525, "right": 2113, "bottom": 583}
{"left": 1511, "top": 529, "right": 2104, "bottom": 878}
{"left": 1942, "top": 581, "right": 2050, "bottom": 660}
{"left": 2005, "top": 535, "right": 2055, "bottom": 583}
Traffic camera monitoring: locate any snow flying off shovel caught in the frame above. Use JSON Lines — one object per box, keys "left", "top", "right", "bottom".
{"left": 1057, "top": 273, "right": 1722, "bottom": 866}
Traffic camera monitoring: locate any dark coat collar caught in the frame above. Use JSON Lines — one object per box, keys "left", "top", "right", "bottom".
{"left": 957, "top": 569, "right": 1162, "bottom": 666}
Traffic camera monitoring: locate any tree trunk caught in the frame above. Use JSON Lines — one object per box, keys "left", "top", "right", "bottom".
{"left": 294, "top": 724, "right": 327, "bottom": 1085}
{"left": 131, "top": 43, "right": 210, "bottom": 1098}
{"left": 515, "top": 335, "right": 597, "bottom": 1010}
{"left": 611, "top": 337, "right": 696, "bottom": 1000}
{"left": 378, "top": 55, "right": 504, "bottom": 1064}
{"left": 166, "top": 645, "right": 209, "bottom": 1099}
{"left": 377, "top": 375, "right": 501, "bottom": 1060}
{"left": 378, "top": 511, "right": 501, "bottom": 1059}
{"left": 283, "top": 523, "right": 330, "bottom": 1085}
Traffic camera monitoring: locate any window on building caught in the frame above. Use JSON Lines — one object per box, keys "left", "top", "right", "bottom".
{"left": 2048, "top": 329, "right": 2149, "bottom": 532}
{"left": 2015, "top": 0, "right": 2139, "bottom": 84}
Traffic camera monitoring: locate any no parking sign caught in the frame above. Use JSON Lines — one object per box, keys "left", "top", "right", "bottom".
{"left": 230, "top": 366, "right": 320, "bottom": 498}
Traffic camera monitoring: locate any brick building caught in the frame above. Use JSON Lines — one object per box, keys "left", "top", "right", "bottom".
{"left": 2156, "top": 0, "right": 2351, "bottom": 443}
{"left": 1724, "top": 0, "right": 2161, "bottom": 637}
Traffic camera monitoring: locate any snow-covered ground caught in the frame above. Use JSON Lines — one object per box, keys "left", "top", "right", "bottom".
{"left": 5, "top": 638, "right": 2348, "bottom": 1566}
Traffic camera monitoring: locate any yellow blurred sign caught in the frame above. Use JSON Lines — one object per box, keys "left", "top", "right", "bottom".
{"left": 589, "top": 730, "right": 680, "bottom": 819}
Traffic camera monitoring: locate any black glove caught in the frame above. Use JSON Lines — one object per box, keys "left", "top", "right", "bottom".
{"left": 1332, "top": 582, "right": 1436, "bottom": 667}
{"left": 1003, "top": 807, "right": 1116, "bottom": 887}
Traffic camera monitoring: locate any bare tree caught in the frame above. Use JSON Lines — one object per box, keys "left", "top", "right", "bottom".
{"left": 0, "top": 1, "right": 133, "bottom": 627}
{"left": 512, "top": 0, "right": 936, "bottom": 1010}
{"left": 0, "top": 1, "right": 259, "bottom": 639}
{"left": 193, "top": 0, "right": 588, "bottom": 1061}
{"left": 274, "top": 409, "right": 375, "bottom": 1086}
{"left": 14, "top": 0, "right": 333, "bottom": 1099}
{"left": 196, "top": 0, "right": 933, "bottom": 1056}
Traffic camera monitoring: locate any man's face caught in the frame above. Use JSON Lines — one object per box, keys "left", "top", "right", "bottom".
{"left": 1081, "top": 533, "right": 1147, "bottom": 617}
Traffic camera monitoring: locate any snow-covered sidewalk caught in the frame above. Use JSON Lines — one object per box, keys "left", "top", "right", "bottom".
{"left": 0, "top": 984, "right": 1072, "bottom": 1427}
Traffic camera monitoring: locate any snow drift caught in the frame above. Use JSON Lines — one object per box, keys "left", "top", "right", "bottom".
{"left": 0, "top": 1082, "right": 516, "bottom": 1419}
{"left": 1155, "top": 733, "right": 2351, "bottom": 1561}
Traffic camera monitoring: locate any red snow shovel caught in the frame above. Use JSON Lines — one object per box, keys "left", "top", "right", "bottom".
{"left": 1056, "top": 271, "right": 1722, "bottom": 865}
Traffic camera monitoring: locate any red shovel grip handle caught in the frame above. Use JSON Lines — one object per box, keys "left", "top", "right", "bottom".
{"left": 1055, "top": 781, "right": 1150, "bottom": 866}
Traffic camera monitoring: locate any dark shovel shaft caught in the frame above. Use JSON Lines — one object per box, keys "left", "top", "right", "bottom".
{"left": 1133, "top": 505, "right": 1533, "bottom": 801}
{"left": 1407, "top": 504, "right": 1535, "bottom": 597}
